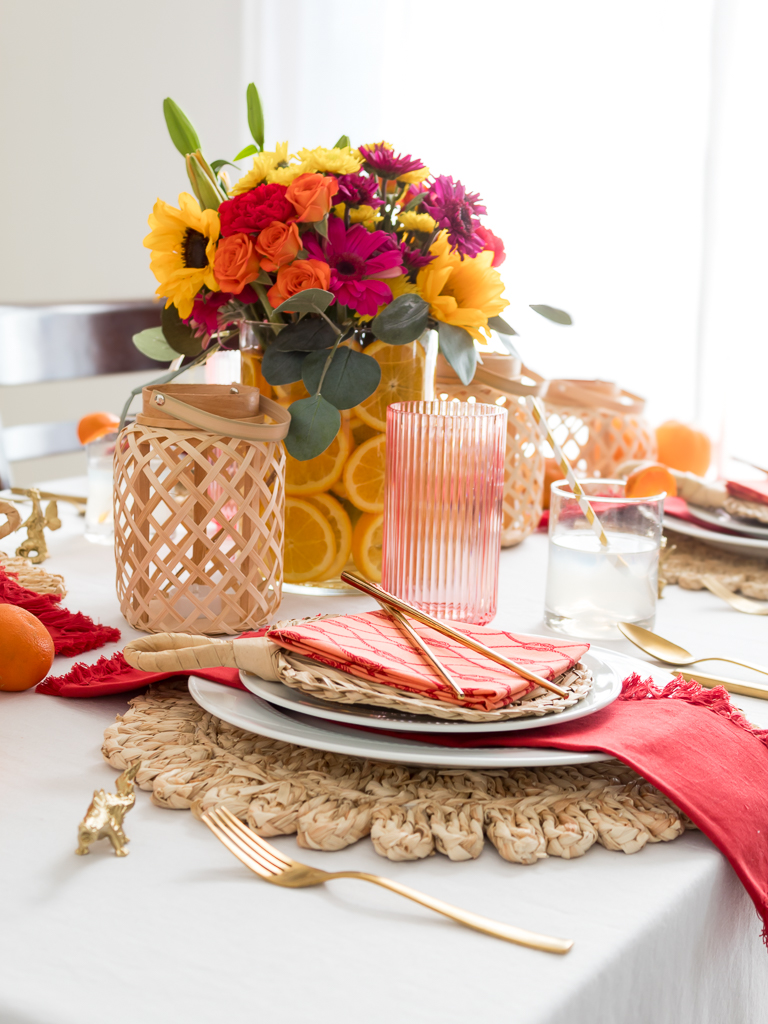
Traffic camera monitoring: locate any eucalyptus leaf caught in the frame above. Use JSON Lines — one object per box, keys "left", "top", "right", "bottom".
{"left": 487, "top": 315, "right": 517, "bottom": 336}
{"left": 302, "top": 348, "right": 381, "bottom": 410}
{"left": 132, "top": 327, "right": 178, "bottom": 363}
{"left": 530, "top": 304, "right": 573, "bottom": 326}
{"left": 371, "top": 293, "right": 429, "bottom": 345}
{"left": 261, "top": 347, "right": 306, "bottom": 385}
{"left": 162, "top": 305, "right": 203, "bottom": 357}
{"left": 246, "top": 83, "right": 264, "bottom": 150}
{"left": 273, "top": 288, "right": 335, "bottom": 316}
{"left": 438, "top": 322, "right": 477, "bottom": 385}
{"left": 274, "top": 317, "right": 336, "bottom": 352}
{"left": 163, "top": 97, "right": 200, "bottom": 156}
{"left": 334, "top": 134, "right": 351, "bottom": 149}
{"left": 496, "top": 334, "right": 521, "bottom": 358}
{"left": 285, "top": 395, "right": 341, "bottom": 460}
{"left": 234, "top": 144, "right": 259, "bottom": 161}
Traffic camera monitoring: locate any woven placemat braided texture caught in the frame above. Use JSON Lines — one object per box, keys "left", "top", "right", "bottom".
{"left": 723, "top": 496, "right": 768, "bottom": 525}
{"left": 663, "top": 532, "right": 768, "bottom": 600}
{"left": 0, "top": 551, "right": 66, "bottom": 595}
{"left": 102, "top": 681, "right": 694, "bottom": 864}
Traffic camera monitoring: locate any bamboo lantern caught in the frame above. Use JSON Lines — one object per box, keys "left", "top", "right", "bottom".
{"left": 436, "top": 354, "right": 545, "bottom": 547}
{"left": 114, "top": 384, "right": 290, "bottom": 635}
{"left": 540, "top": 379, "right": 657, "bottom": 478}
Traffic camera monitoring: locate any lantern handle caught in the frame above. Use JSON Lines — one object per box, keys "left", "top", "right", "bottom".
{"left": 138, "top": 388, "right": 291, "bottom": 442}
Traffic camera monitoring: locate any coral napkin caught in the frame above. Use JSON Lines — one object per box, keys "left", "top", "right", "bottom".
{"left": 727, "top": 479, "right": 768, "bottom": 505}
{"left": 268, "top": 612, "right": 589, "bottom": 712}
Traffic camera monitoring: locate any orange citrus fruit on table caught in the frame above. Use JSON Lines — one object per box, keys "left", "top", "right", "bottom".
{"left": 283, "top": 498, "right": 337, "bottom": 583}
{"left": 352, "top": 340, "right": 426, "bottom": 431}
{"left": 343, "top": 433, "right": 386, "bottom": 513}
{"left": 77, "top": 411, "right": 120, "bottom": 445}
{"left": 306, "top": 493, "right": 353, "bottom": 579}
{"left": 0, "top": 605, "right": 55, "bottom": 691}
{"left": 655, "top": 421, "right": 711, "bottom": 477}
{"left": 351, "top": 512, "right": 384, "bottom": 582}
{"left": 285, "top": 425, "right": 352, "bottom": 496}
{"left": 624, "top": 462, "right": 678, "bottom": 498}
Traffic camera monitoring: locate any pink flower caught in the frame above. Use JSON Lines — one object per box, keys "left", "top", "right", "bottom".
{"left": 304, "top": 217, "right": 403, "bottom": 316}
{"left": 422, "top": 175, "right": 487, "bottom": 258}
{"left": 475, "top": 225, "right": 506, "bottom": 267}
{"left": 190, "top": 287, "right": 256, "bottom": 337}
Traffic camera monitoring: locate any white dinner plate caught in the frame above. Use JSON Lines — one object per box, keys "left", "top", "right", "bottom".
{"left": 239, "top": 650, "right": 619, "bottom": 734}
{"left": 687, "top": 503, "right": 768, "bottom": 539}
{"left": 664, "top": 514, "right": 768, "bottom": 559}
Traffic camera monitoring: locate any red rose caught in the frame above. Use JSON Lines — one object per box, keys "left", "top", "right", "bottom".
{"left": 219, "top": 183, "right": 295, "bottom": 236}
{"left": 475, "top": 225, "right": 506, "bottom": 267}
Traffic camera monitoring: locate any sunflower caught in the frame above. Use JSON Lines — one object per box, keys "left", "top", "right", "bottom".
{"left": 296, "top": 145, "right": 362, "bottom": 175}
{"left": 415, "top": 231, "right": 508, "bottom": 343}
{"left": 232, "top": 142, "right": 293, "bottom": 194}
{"left": 143, "top": 193, "right": 220, "bottom": 319}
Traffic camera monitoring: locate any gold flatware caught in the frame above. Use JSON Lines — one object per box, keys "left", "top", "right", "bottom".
{"left": 676, "top": 669, "right": 768, "bottom": 701}
{"left": 377, "top": 601, "right": 465, "bottom": 699}
{"left": 202, "top": 806, "right": 573, "bottom": 954}
{"left": 618, "top": 621, "right": 768, "bottom": 677}
{"left": 341, "top": 571, "right": 569, "bottom": 699}
{"left": 732, "top": 456, "right": 768, "bottom": 476}
{"left": 701, "top": 574, "right": 768, "bottom": 615}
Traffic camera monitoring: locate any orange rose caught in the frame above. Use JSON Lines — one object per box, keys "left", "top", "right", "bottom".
{"left": 286, "top": 173, "right": 339, "bottom": 223}
{"left": 255, "top": 221, "right": 301, "bottom": 272}
{"left": 213, "top": 233, "right": 260, "bottom": 294}
{"left": 267, "top": 259, "right": 332, "bottom": 307}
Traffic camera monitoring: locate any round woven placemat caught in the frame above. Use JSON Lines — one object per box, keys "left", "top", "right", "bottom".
{"left": 102, "top": 681, "right": 694, "bottom": 863}
{"left": 662, "top": 532, "right": 768, "bottom": 600}
{"left": 723, "top": 496, "right": 768, "bottom": 525}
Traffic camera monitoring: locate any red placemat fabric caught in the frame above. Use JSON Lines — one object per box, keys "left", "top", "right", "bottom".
{"left": 727, "top": 479, "right": 768, "bottom": 506}
{"left": 0, "top": 565, "right": 120, "bottom": 656}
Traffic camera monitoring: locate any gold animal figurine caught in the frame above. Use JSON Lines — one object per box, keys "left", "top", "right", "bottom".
{"left": 15, "top": 488, "right": 61, "bottom": 564}
{"left": 75, "top": 762, "right": 141, "bottom": 857}
{"left": 0, "top": 499, "right": 22, "bottom": 540}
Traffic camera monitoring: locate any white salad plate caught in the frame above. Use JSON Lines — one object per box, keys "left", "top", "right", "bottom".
{"left": 239, "top": 650, "right": 619, "bottom": 734}
{"left": 664, "top": 513, "right": 768, "bottom": 558}
{"left": 188, "top": 648, "right": 637, "bottom": 769}
{"left": 686, "top": 503, "right": 768, "bottom": 539}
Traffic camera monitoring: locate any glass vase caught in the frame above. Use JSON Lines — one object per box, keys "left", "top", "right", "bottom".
{"left": 282, "top": 330, "right": 438, "bottom": 595}
{"left": 239, "top": 321, "right": 273, "bottom": 396}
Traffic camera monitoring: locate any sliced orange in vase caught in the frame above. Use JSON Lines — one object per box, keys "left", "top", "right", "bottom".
{"left": 351, "top": 512, "right": 384, "bottom": 582}
{"left": 343, "top": 433, "right": 386, "bottom": 513}
{"left": 352, "top": 340, "right": 426, "bottom": 432}
{"left": 283, "top": 498, "right": 337, "bottom": 583}
{"left": 306, "top": 493, "right": 353, "bottom": 579}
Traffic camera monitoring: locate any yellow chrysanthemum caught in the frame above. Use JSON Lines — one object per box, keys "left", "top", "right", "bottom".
{"left": 232, "top": 142, "right": 292, "bottom": 194}
{"left": 143, "top": 193, "right": 220, "bottom": 319}
{"left": 398, "top": 165, "right": 431, "bottom": 184}
{"left": 398, "top": 211, "right": 437, "bottom": 233}
{"left": 415, "top": 231, "right": 508, "bottom": 343}
{"left": 297, "top": 146, "right": 362, "bottom": 175}
{"left": 332, "top": 203, "right": 384, "bottom": 230}
{"left": 266, "top": 161, "right": 311, "bottom": 186}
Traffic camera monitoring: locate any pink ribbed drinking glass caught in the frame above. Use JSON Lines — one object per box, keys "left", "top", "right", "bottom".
{"left": 382, "top": 400, "right": 507, "bottom": 625}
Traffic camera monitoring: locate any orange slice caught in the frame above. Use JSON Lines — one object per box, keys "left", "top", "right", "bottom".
{"left": 624, "top": 462, "right": 678, "bottom": 499}
{"left": 343, "top": 433, "right": 386, "bottom": 513}
{"left": 77, "top": 411, "right": 119, "bottom": 445}
{"left": 349, "top": 416, "right": 380, "bottom": 446}
{"left": 352, "top": 339, "right": 427, "bottom": 431}
{"left": 283, "top": 498, "right": 337, "bottom": 582}
{"left": 306, "top": 493, "right": 353, "bottom": 579}
{"left": 351, "top": 512, "right": 384, "bottom": 582}
{"left": 285, "top": 424, "right": 352, "bottom": 496}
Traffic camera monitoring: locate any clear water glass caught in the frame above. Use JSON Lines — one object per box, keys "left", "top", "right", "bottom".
{"left": 382, "top": 400, "right": 507, "bottom": 625}
{"left": 84, "top": 431, "right": 117, "bottom": 545}
{"left": 545, "top": 479, "right": 664, "bottom": 639}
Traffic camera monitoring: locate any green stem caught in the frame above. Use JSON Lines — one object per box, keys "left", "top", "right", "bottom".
{"left": 253, "top": 282, "right": 283, "bottom": 324}
{"left": 314, "top": 326, "right": 355, "bottom": 395}
{"left": 118, "top": 343, "right": 219, "bottom": 430}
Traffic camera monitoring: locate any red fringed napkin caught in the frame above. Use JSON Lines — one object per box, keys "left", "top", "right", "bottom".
{"left": 727, "top": 479, "right": 768, "bottom": 505}
{"left": 37, "top": 652, "right": 246, "bottom": 697}
{"left": 0, "top": 565, "right": 120, "bottom": 656}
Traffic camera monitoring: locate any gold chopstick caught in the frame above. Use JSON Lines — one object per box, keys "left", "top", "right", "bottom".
{"left": 377, "top": 600, "right": 465, "bottom": 699}
{"left": 341, "top": 572, "right": 569, "bottom": 699}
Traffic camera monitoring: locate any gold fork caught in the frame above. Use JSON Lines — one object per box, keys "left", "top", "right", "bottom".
{"left": 701, "top": 574, "right": 768, "bottom": 615}
{"left": 201, "top": 807, "right": 573, "bottom": 954}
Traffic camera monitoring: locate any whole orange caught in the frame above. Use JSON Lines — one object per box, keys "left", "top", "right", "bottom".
{"left": 655, "top": 421, "right": 711, "bottom": 477}
{"left": 77, "top": 411, "right": 119, "bottom": 445}
{"left": 0, "top": 605, "right": 55, "bottom": 691}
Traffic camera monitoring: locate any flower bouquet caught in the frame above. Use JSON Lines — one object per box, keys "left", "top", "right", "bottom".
{"left": 135, "top": 86, "right": 569, "bottom": 587}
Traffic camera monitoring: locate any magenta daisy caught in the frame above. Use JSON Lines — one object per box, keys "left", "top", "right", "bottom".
{"left": 335, "top": 173, "right": 382, "bottom": 209}
{"left": 359, "top": 143, "right": 426, "bottom": 181}
{"left": 422, "top": 175, "right": 488, "bottom": 258}
{"left": 304, "top": 217, "right": 403, "bottom": 317}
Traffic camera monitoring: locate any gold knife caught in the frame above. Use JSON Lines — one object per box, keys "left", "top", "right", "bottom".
{"left": 676, "top": 669, "right": 768, "bottom": 701}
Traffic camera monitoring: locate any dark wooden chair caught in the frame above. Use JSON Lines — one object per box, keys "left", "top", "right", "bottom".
{"left": 0, "top": 302, "right": 163, "bottom": 488}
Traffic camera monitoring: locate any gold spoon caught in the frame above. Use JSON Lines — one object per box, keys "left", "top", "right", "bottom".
{"left": 618, "top": 622, "right": 768, "bottom": 677}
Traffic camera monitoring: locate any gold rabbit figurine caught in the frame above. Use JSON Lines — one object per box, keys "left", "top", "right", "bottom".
{"left": 75, "top": 762, "right": 141, "bottom": 857}
{"left": 14, "top": 488, "right": 61, "bottom": 564}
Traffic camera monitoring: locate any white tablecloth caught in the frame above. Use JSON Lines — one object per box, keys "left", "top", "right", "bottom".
{"left": 2, "top": 489, "right": 767, "bottom": 1024}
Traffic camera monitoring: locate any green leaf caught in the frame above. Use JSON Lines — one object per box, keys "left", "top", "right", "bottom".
{"left": 273, "top": 317, "right": 336, "bottom": 352}
{"left": 497, "top": 335, "right": 521, "bottom": 358}
{"left": 211, "top": 159, "right": 240, "bottom": 173}
{"left": 438, "top": 322, "right": 477, "bottom": 385}
{"left": 262, "top": 347, "right": 306, "bottom": 385}
{"left": 285, "top": 395, "right": 341, "bottom": 460}
{"left": 186, "top": 154, "right": 221, "bottom": 211}
{"left": 371, "top": 293, "right": 429, "bottom": 345}
{"left": 132, "top": 327, "right": 178, "bottom": 363}
{"left": 161, "top": 305, "right": 203, "bottom": 357}
{"left": 272, "top": 289, "right": 335, "bottom": 316}
{"left": 302, "top": 348, "right": 381, "bottom": 410}
{"left": 234, "top": 144, "right": 259, "bottom": 161}
{"left": 163, "top": 98, "right": 200, "bottom": 156}
{"left": 487, "top": 315, "right": 517, "bottom": 335}
{"left": 401, "top": 191, "right": 429, "bottom": 213}
{"left": 530, "top": 304, "right": 572, "bottom": 326}
{"left": 334, "top": 134, "right": 351, "bottom": 149}
{"left": 246, "top": 83, "right": 264, "bottom": 150}
{"left": 312, "top": 214, "right": 329, "bottom": 239}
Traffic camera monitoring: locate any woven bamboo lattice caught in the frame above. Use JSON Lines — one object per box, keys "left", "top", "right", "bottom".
{"left": 102, "top": 681, "right": 694, "bottom": 863}
{"left": 436, "top": 381, "right": 544, "bottom": 548}
{"left": 114, "top": 420, "right": 285, "bottom": 635}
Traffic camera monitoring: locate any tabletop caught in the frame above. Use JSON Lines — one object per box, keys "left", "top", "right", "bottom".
{"left": 2, "top": 484, "right": 767, "bottom": 1024}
